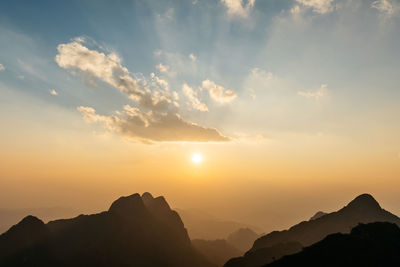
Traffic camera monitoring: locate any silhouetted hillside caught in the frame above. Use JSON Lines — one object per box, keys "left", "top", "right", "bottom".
{"left": 0, "top": 193, "right": 215, "bottom": 267}
{"left": 192, "top": 239, "right": 242, "bottom": 266}
{"left": 252, "top": 194, "right": 400, "bottom": 250}
{"left": 266, "top": 222, "right": 400, "bottom": 267}
{"left": 309, "top": 211, "right": 327, "bottom": 221}
{"left": 0, "top": 207, "right": 77, "bottom": 234}
{"left": 227, "top": 228, "right": 260, "bottom": 252}
{"left": 224, "top": 194, "right": 400, "bottom": 267}
{"left": 224, "top": 242, "right": 301, "bottom": 267}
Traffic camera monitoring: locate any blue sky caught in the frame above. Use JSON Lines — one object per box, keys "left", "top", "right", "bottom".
{"left": 1, "top": 0, "right": 400, "bottom": 145}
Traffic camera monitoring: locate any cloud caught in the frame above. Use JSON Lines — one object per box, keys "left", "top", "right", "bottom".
{"left": 221, "top": 0, "right": 255, "bottom": 17}
{"left": 189, "top": 53, "right": 197, "bottom": 61}
{"left": 298, "top": 84, "right": 327, "bottom": 100}
{"left": 0, "top": 64, "right": 5, "bottom": 71}
{"left": 202, "top": 79, "right": 237, "bottom": 104}
{"left": 49, "top": 89, "right": 58, "bottom": 96}
{"left": 251, "top": 68, "right": 273, "bottom": 81}
{"left": 77, "top": 105, "right": 229, "bottom": 143}
{"left": 182, "top": 83, "right": 208, "bottom": 112}
{"left": 372, "top": 0, "right": 398, "bottom": 18}
{"left": 295, "top": 0, "right": 335, "bottom": 14}
{"left": 156, "top": 63, "right": 170, "bottom": 74}
{"left": 56, "top": 38, "right": 229, "bottom": 143}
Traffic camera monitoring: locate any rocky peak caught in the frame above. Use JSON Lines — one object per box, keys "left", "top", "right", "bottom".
{"left": 309, "top": 211, "right": 327, "bottom": 221}
{"left": 108, "top": 193, "right": 147, "bottom": 216}
{"left": 345, "top": 194, "right": 381, "bottom": 211}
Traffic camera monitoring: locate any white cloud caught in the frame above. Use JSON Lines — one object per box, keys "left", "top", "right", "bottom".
{"left": 182, "top": 83, "right": 208, "bottom": 112}
{"left": 0, "top": 64, "right": 5, "bottom": 71}
{"left": 77, "top": 105, "right": 228, "bottom": 143}
{"left": 295, "top": 0, "right": 335, "bottom": 14}
{"left": 156, "top": 63, "right": 170, "bottom": 74}
{"left": 172, "top": 91, "right": 179, "bottom": 100}
{"left": 189, "top": 53, "right": 197, "bottom": 62}
{"left": 202, "top": 79, "right": 237, "bottom": 104}
{"left": 251, "top": 68, "right": 273, "bottom": 81}
{"left": 56, "top": 38, "right": 229, "bottom": 143}
{"left": 153, "top": 49, "right": 162, "bottom": 57}
{"left": 298, "top": 84, "right": 327, "bottom": 100}
{"left": 49, "top": 89, "right": 58, "bottom": 96}
{"left": 372, "top": 0, "right": 398, "bottom": 18}
{"left": 221, "top": 0, "right": 255, "bottom": 17}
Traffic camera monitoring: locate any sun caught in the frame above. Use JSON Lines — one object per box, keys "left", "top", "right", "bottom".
{"left": 192, "top": 153, "right": 203, "bottom": 164}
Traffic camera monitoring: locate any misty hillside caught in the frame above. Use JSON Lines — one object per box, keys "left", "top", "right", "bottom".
{"left": 227, "top": 228, "right": 260, "bottom": 252}
{"left": 0, "top": 193, "right": 214, "bottom": 267}
{"left": 191, "top": 227, "right": 260, "bottom": 266}
{"left": 192, "top": 239, "right": 242, "bottom": 267}
{"left": 224, "top": 194, "right": 400, "bottom": 267}
{"left": 266, "top": 222, "right": 400, "bottom": 267}
{"left": 177, "top": 208, "right": 261, "bottom": 240}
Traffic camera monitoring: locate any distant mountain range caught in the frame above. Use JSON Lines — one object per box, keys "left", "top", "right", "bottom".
{"left": 177, "top": 208, "right": 261, "bottom": 240}
{"left": 224, "top": 194, "right": 400, "bottom": 267}
{"left": 266, "top": 222, "right": 400, "bottom": 267}
{"left": 227, "top": 228, "right": 260, "bottom": 252}
{"left": 192, "top": 228, "right": 260, "bottom": 266}
{"left": 192, "top": 239, "right": 242, "bottom": 266}
{"left": 0, "top": 193, "right": 215, "bottom": 267}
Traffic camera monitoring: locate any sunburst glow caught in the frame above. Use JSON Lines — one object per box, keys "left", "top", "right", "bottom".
{"left": 192, "top": 153, "right": 203, "bottom": 164}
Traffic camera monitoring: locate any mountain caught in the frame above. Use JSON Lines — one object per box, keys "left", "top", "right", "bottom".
{"left": 309, "top": 211, "right": 327, "bottom": 221}
{"left": 252, "top": 194, "right": 400, "bottom": 250}
{"left": 192, "top": 239, "right": 242, "bottom": 266}
{"left": 177, "top": 208, "right": 261, "bottom": 240}
{"left": 0, "top": 192, "right": 215, "bottom": 267}
{"left": 0, "top": 207, "right": 77, "bottom": 234}
{"left": 223, "top": 194, "right": 400, "bottom": 267}
{"left": 227, "top": 228, "right": 260, "bottom": 252}
{"left": 224, "top": 242, "right": 302, "bottom": 267}
{"left": 191, "top": 228, "right": 259, "bottom": 266}
{"left": 266, "top": 222, "right": 400, "bottom": 267}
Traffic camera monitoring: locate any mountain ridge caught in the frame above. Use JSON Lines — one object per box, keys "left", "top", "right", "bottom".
{"left": 0, "top": 192, "right": 214, "bottom": 267}
{"left": 224, "top": 193, "right": 400, "bottom": 267}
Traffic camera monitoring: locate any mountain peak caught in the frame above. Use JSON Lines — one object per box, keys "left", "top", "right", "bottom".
{"left": 142, "top": 192, "right": 154, "bottom": 202}
{"left": 346, "top": 194, "right": 381, "bottom": 210}
{"left": 108, "top": 193, "right": 146, "bottom": 216}
{"left": 309, "top": 211, "right": 327, "bottom": 221}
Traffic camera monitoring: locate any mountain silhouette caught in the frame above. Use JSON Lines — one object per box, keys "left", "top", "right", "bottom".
{"left": 0, "top": 207, "right": 77, "bottom": 234}
{"left": 177, "top": 208, "right": 261, "bottom": 240}
{"left": 192, "top": 239, "right": 242, "bottom": 266}
{"left": 309, "top": 211, "right": 327, "bottom": 221}
{"left": 191, "top": 228, "right": 260, "bottom": 266}
{"left": 224, "top": 242, "right": 302, "bottom": 267}
{"left": 252, "top": 194, "right": 400, "bottom": 250}
{"left": 265, "top": 222, "right": 400, "bottom": 267}
{"left": 224, "top": 193, "right": 400, "bottom": 267}
{"left": 227, "top": 228, "right": 260, "bottom": 252}
{"left": 0, "top": 193, "right": 215, "bottom": 267}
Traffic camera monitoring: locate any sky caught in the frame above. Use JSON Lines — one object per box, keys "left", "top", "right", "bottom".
{"left": 1, "top": 0, "right": 400, "bottom": 231}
